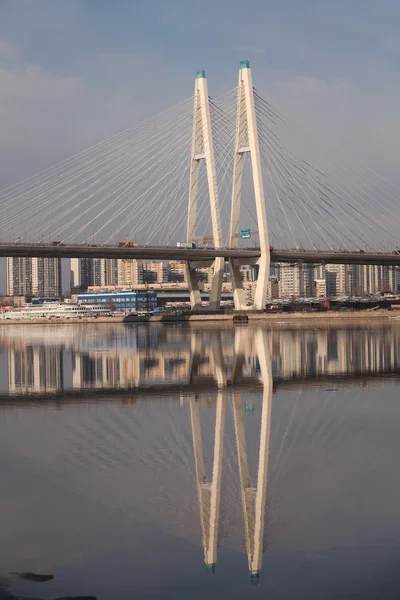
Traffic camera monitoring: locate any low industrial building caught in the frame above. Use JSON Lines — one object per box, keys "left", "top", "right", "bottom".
{"left": 0, "top": 295, "right": 27, "bottom": 308}
{"left": 77, "top": 291, "right": 158, "bottom": 312}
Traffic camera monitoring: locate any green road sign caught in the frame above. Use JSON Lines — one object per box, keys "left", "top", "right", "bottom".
{"left": 239, "top": 228, "right": 251, "bottom": 239}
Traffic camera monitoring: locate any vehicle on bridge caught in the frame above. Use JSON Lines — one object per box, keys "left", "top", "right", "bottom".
{"left": 177, "top": 242, "right": 196, "bottom": 249}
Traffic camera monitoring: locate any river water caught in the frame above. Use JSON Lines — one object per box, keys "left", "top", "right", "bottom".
{"left": 1, "top": 322, "right": 400, "bottom": 599}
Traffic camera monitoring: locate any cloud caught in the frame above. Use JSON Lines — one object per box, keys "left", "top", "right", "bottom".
{"left": 0, "top": 44, "right": 187, "bottom": 188}
{"left": 257, "top": 70, "right": 400, "bottom": 183}
{"left": 0, "top": 57, "right": 89, "bottom": 185}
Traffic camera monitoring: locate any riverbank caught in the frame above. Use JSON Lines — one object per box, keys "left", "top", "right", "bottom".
{"left": 0, "top": 309, "right": 398, "bottom": 325}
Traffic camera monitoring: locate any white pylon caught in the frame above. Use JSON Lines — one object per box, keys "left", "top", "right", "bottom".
{"left": 186, "top": 70, "right": 224, "bottom": 311}
{"left": 229, "top": 60, "right": 270, "bottom": 310}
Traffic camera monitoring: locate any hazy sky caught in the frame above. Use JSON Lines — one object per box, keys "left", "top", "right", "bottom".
{"left": 1, "top": 0, "right": 400, "bottom": 290}
{"left": 1, "top": 0, "right": 400, "bottom": 185}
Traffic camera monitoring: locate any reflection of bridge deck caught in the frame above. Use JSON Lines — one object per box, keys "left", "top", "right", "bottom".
{"left": 1, "top": 371, "right": 399, "bottom": 405}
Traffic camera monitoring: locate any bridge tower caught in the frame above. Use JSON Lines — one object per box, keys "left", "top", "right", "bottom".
{"left": 187, "top": 70, "right": 224, "bottom": 311}
{"left": 229, "top": 60, "right": 270, "bottom": 310}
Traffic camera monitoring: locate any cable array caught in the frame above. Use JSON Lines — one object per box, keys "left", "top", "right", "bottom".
{"left": 1, "top": 82, "right": 399, "bottom": 252}
{"left": 0, "top": 97, "right": 195, "bottom": 245}
{"left": 254, "top": 90, "right": 400, "bottom": 251}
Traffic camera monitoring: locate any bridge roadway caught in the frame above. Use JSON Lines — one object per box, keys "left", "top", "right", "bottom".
{"left": 1, "top": 243, "right": 400, "bottom": 265}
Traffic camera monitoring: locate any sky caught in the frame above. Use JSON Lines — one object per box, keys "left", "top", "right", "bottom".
{"left": 1, "top": 0, "right": 400, "bottom": 182}
{"left": 1, "top": 0, "right": 400, "bottom": 289}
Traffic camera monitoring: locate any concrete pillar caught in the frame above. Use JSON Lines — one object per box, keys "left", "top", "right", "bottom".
{"left": 229, "top": 60, "right": 270, "bottom": 310}
{"left": 187, "top": 70, "right": 224, "bottom": 310}
{"left": 186, "top": 260, "right": 202, "bottom": 310}
{"left": 229, "top": 258, "right": 247, "bottom": 310}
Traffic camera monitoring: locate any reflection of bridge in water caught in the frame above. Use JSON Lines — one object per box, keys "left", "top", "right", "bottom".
{"left": 2, "top": 324, "right": 400, "bottom": 584}
{"left": 191, "top": 329, "right": 272, "bottom": 583}
{"left": 2, "top": 324, "right": 400, "bottom": 400}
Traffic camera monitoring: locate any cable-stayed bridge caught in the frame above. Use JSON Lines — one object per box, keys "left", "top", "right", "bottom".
{"left": 1, "top": 60, "right": 400, "bottom": 309}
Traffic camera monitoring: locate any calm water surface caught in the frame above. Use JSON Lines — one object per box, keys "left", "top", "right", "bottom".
{"left": 1, "top": 323, "right": 400, "bottom": 599}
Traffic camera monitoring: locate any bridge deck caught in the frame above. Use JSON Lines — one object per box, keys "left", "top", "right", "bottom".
{"left": 1, "top": 244, "right": 400, "bottom": 265}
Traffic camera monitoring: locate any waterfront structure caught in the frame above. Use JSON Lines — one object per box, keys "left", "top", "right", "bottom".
{"left": 299, "top": 263, "right": 315, "bottom": 297}
{"left": 6, "top": 257, "right": 33, "bottom": 296}
{"left": 267, "top": 262, "right": 400, "bottom": 300}
{"left": 325, "top": 271, "right": 337, "bottom": 297}
{"left": 325, "top": 264, "right": 347, "bottom": 296}
{"left": 6, "top": 256, "right": 61, "bottom": 297}
{"left": 349, "top": 264, "right": 388, "bottom": 297}
{"left": 118, "top": 260, "right": 169, "bottom": 286}
{"left": 0, "top": 295, "right": 27, "bottom": 308}
{"left": 0, "top": 300, "right": 109, "bottom": 320}
{"left": 278, "top": 263, "right": 300, "bottom": 298}
{"left": 268, "top": 277, "right": 279, "bottom": 300}
{"left": 314, "top": 279, "right": 326, "bottom": 298}
{"left": 117, "top": 260, "right": 141, "bottom": 287}
{"left": 71, "top": 258, "right": 95, "bottom": 291}
{"left": 240, "top": 264, "right": 260, "bottom": 283}
{"left": 33, "top": 257, "right": 62, "bottom": 297}
{"left": 100, "top": 258, "right": 118, "bottom": 286}
{"left": 390, "top": 266, "right": 400, "bottom": 293}
{"left": 71, "top": 257, "right": 118, "bottom": 290}
{"left": 77, "top": 290, "right": 158, "bottom": 312}
{"left": 168, "top": 262, "right": 188, "bottom": 284}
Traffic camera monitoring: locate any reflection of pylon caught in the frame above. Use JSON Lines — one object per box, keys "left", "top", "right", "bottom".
{"left": 232, "top": 329, "right": 272, "bottom": 584}
{"left": 190, "top": 328, "right": 272, "bottom": 582}
{"left": 190, "top": 391, "right": 226, "bottom": 572}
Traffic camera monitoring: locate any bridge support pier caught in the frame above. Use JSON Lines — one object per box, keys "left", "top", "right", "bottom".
{"left": 187, "top": 260, "right": 202, "bottom": 310}
{"left": 209, "top": 257, "right": 224, "bottom": 311}
{"left": 229, "top": 258, "right": 247, "bottom": 310}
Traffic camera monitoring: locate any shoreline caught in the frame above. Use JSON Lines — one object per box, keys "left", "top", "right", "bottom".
{"left": 0, "top": 309, "right": 398, "bottom": 326}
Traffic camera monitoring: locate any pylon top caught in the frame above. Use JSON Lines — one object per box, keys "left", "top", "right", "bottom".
{"left": 196, "top": 70, "right": 206, "bottom": 79}
{"left": 240, "top": 60, "right": 250, "bottom": 69}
